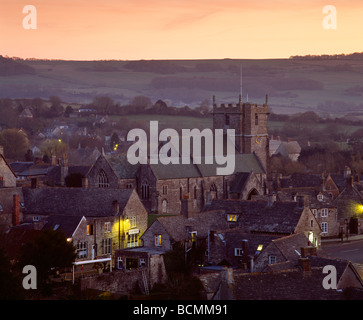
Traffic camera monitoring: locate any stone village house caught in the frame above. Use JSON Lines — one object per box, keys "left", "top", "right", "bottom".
{"left": 21, "top": 188, "right": 148, "bottom": 262}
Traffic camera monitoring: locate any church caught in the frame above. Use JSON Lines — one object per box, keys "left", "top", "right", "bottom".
{"left": 85, "top": 95, "right": 270, "bottom": 214}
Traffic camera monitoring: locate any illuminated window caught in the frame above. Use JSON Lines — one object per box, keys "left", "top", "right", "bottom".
{"left": 227, "top": 214, "right": 237, "bottom": 222}
{"left": 235, "top": 248, "right": 243, "bottom": 256}
{"left": 155, "top": 235, "right": 162, "bottom": 246}
{"left": 321, "top": 208, "right": 328, "bottom": 217}
{"left": 257, "top": 244, "right": 263, "bottom": 251}
{"left": 190, "top": 231, "right": 197, "bottom": 243}
{"left": 127, "top": 233, "right": 138, "bottom": 248}
{"left": 104, "top": 222, "right": 111, "bottom": 233}
{"left": 87, "top": 224, "right": 93, "bottom": 235}
{"left": 98, "top": 170, "right": 109, "bottom": 188}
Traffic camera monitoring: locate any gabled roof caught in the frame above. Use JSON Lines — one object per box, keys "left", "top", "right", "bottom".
{"left": 23, "top": 187, "right": 135, "bottom": 217}
{"left": 272, "top": 233, "right": 309, "bottom": 261}
{"left": 42, "top": 215, "right": 86, "bottom": 238}
{"left": 105, "top": 154, "right": 139, "bottom": 179}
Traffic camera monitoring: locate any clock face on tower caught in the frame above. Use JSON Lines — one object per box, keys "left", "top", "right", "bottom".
{"left": 256, "top": 137, "right": 262, "bottom": 144}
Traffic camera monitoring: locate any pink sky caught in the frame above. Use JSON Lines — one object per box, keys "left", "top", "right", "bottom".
{"left": 1, "top": 0, "right": 363, "bottom": 60}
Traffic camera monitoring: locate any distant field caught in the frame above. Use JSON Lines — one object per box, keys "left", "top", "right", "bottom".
{"left": 2, "top": 57, "right": 363, "bottom": 118}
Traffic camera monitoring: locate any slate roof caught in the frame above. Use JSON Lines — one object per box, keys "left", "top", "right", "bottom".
{"left": 231, "top": 267, "right": 343, "bottom": 300}
{"left": 203, "top": 199, "right": 306, "bottom": 234}
{"left": 155, "top": 211, "right": 231, "bottom": 242}
{"left": 105, "top": 154, "right": 139, "bottom": 179}
{"left": 271, "top": 233, "right": 309, "bottom": 261}
{"left": 22, "top": 187, "right": 135, "bottom": 217}
{"left": 42, "top": 215, "right": 85, "bottom": 238}
{"left": 279, "top": 173, "right": 323, "bottom": 189}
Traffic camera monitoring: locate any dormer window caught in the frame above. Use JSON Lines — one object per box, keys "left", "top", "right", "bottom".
{"left": 227, "top": 214, "right": 237, "bottom": 222}
{"left": 317, "top": 194, "right": 324, "bottom": 201}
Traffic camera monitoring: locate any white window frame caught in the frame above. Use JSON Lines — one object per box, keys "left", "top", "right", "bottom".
{"left": 321, "top": 208, "right": 328, "bottom": 217}
{"left": 103, "top": 238, "right": 112, "bottom": 254}
{"left": 321, "top": 222, "right": 328, "bottom": 234}
{"left": 311, "top": 209, "right": 318, "bottom": 217}
{"left": 269, "top": 255, "right": 277, "bottom": 264}
{"left": 104, "top": 222, "right": 111, "bottom": 233}
{"left": 235, "top": 248, "right": 243, "bottom": 256}
{"left": 129, "top": 216, "right": 137, "bottom": 228}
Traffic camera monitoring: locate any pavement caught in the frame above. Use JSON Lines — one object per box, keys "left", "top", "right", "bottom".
{"left": 321, "top": 233, "right": 363, "bottom": 245}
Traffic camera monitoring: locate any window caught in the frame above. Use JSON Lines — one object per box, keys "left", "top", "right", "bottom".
{"left": 126, "top": 183, "right": 133, "bottom": 189}
{"left": 321, "top": 222, "right": 328, "bottom": 234}
{"left": 225, "top": 114, "right": 230, "bottom": 126}
{"left": 321, "top": 208, "right": 328, "bottom": 217}
{"left": 235, "top": 248, "right": 243, "bottom": 256}
{"left": 155, "top": 235, "right": 162, "bottom": 246}
{"left": 310, "top": 219, "right": 314, "bottom": 227}
{"left": 103, "top": 238, "right": 112, "bottom": 254}
{"left": 98, "top": 170, "right": 109, "bottom": 188}
{"left": 190, "top": 231, "right": 197, "bottom": 243}
{"left": 141, "top": 182, "right": 150, "bottom": 200}
{"left": 139, "top": 258, "right": 146, "bottom": 267}
{"left": 269, "top": 255, "right": 277, "bottom": 264}
{"left": 87, "top": 224, "right": 93, "bottom": 235}
{"left": 129, "top": 217, "right": 137, "bottom": 228}
{"left": 317, "top": 194, "right": 324, "bottom": 201}
{"left": 32, "top": 216, "right": 39, "bottom": 222}
{"left": 104, "top": 222, "right": 111, "bottom": 233}
{"left": 162, "top": 185, "right": 168, "bottom": 195}
{"left": 227, "top": 214, "right": 237, "bottom": 222}
{"left": 312, "top": 209, "right": 318, "bottom": 217}
{"left": 76, "top": 241, "right": 87, "bottom": 259}
{"left": 162, "top": 199, "right": 167, "bottom": 214}
{"left": 117, "top": 257, "right": 123, "bottom": 269}
{"left": 194, "top": 186, "right": 197, "bottom": 199}
{"left": 255, "top": 114, "right": 259, "bottom": 125}
{"left": 127, "top": 233, "right": 138, "bottom": 248}
{"left": 210, "top": 184, "right": 217, "bottom": 192}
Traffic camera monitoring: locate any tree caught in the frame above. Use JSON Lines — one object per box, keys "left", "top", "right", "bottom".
{"left": 18, "top": 230, "right": 76, "bottom": 290}
{"left": 64, "top": 105, "right": 73, "bottom": 118}
{"left": 130, "top": 95, "right": 152, "bottom": 109}
{"left": 40, "top": 139, "right": 68, "bottom": 158}
{"left": 92, "top": 96, "right": 114, "bottom": 115}
{"left": 0, "top": 128, "right": 29, "bottom": 160}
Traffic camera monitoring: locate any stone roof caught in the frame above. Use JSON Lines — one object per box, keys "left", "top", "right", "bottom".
{"left": 203, "top": 199, "right": 306, "bottom": 234}
{"left": 272, "top": 233, "right": 310, "bottom": 261}
{"left": 155, "top": 211, "right": 230, "bottom": 242}
{"left": 230, "top": 267, "right": 343, "bottom": 300}
{"left": 105, "top": 154, "right": 139, "bottom": 179}
{"left": 42, "top": 215, "right": 85, "bottom": 238}
{"left": 23, "top": 187, "right": 135, "bottom": 217}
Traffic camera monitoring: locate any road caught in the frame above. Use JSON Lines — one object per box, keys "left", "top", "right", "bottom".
{"left": 320, "top": 239, "right": 363, "bottom": 263}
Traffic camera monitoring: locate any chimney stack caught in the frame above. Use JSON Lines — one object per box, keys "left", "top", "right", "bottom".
{"left": 12, "top": 194, "right": 20, "bottom": 226}
{"left": 298, "top": 257, "right": 311, "bottom": 273}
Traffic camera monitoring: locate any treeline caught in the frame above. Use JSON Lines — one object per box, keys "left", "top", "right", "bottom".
{"left": 0, "top": 55, "right": 35, "bottom": 76}
{"left": 290, "top": 52, "right": 363, "bottom": 60}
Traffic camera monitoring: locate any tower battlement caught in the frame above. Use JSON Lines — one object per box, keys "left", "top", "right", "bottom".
{"left": 212, "top": 95, "right": 269, "bottom": 114}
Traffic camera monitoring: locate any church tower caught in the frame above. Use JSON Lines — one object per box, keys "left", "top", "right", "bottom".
{"left": 212, "top": 94, "right": 270, "bottom": 174}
